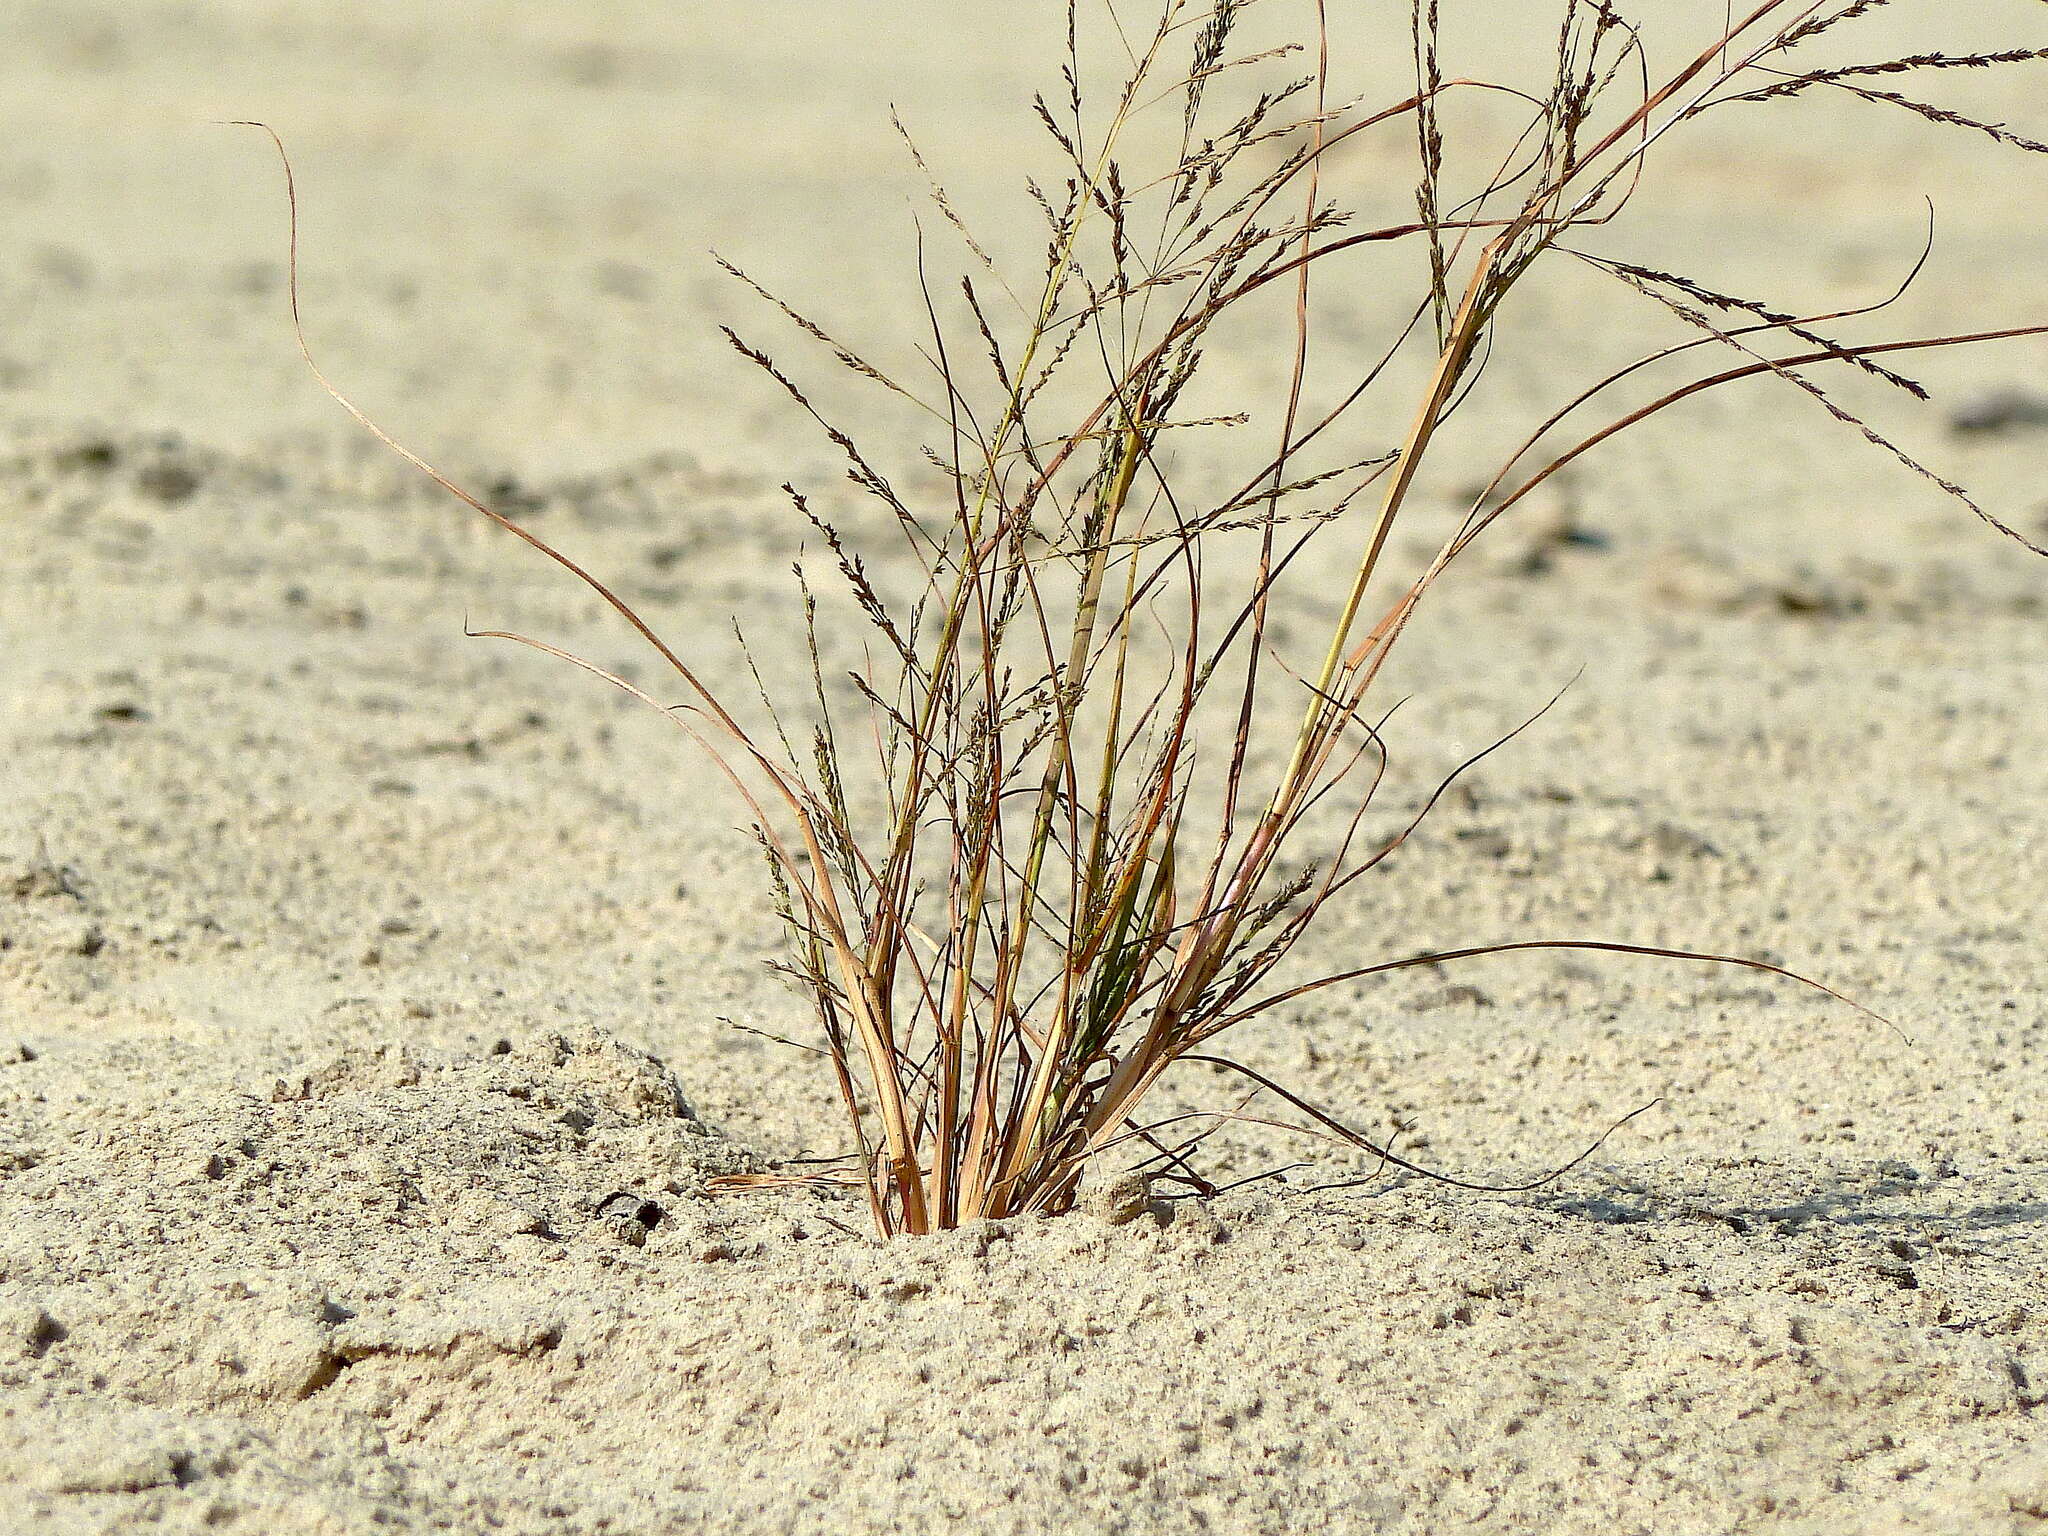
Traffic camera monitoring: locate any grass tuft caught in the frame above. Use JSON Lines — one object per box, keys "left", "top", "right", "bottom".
{"left": 240, "top": 3, "right": 2047, "bottom": 1235}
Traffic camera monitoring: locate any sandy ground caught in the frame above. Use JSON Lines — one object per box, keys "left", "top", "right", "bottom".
{"left": 3, "top": 3, "right": 2046, "bottom": 1532}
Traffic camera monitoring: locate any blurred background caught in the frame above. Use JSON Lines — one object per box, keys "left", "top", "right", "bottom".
{"left": 3, "top": 0, "right": 2043, "bottom": 483}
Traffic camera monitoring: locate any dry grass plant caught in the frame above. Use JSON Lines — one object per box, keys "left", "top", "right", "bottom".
{"left": 243, "top": 1, "right": 2047, "bottom": 1235}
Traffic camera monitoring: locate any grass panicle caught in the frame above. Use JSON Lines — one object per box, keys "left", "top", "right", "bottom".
{"left": 242, "top": 1, "right": 2047, "bottom": 1235}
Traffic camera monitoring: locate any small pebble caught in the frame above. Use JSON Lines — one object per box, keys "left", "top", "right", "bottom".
{"left": 1079, "top": 1169, "right": 1155, "bottom": 1226}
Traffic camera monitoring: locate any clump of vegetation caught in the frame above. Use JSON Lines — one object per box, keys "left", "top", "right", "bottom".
{"left": 245, "top": 2, "right": 2046, "bottom": 1234}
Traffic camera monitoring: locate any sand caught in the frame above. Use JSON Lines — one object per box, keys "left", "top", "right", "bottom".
{"left": 3, "top": 3, "right": 2045, "bottom": 1532}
